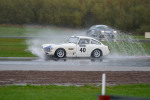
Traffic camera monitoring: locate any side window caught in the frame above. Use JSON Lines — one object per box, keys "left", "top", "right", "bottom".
{"left": 78, "top": 39, "right": 90, "bottom": 44}
{"left": 91, "top": 39, "right": 101, "bottom": 45}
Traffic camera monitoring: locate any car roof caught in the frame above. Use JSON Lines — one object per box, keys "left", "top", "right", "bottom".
{"left": 90, "top": 25, "right": 108, "bottom": 29}
{"left": 92, "top": 25, "right": 108, "bottom": 27}
{"left": 70, "top": 36, "right": 98, "bottom": 41}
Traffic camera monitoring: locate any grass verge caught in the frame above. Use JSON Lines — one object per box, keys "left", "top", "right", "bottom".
{"left": 0, "top": 26, "right": 43, "bottom": 37}
{"left": 131, "top": 35, "right": 150, "bottom": 40}
{"left": 0, "top": 84, "right": 150, "bottom": 100}
{"left": 0, "top": 25, "right": 66, "bottom": 37}
{"left": 0, "top": 38, "right": 35, "bottom": 57}
{"left": 0, "top": 26, "right": 27, "bottom": 36}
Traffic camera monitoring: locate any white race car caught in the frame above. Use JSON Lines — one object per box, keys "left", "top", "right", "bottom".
{"left": 42, "top": 36, "right": 110, "bottom": 59}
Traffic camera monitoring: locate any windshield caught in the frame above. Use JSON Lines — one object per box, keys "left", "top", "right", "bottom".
{"left": 97, "top": 26, "right": 108, "bottom": 30}
{"left": 68, "top": 37, "right": 79, "bottom": 43}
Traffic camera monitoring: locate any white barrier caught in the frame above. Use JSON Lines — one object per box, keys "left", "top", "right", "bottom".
{"left": 145, "top": 32, "right": 150, "bottom": 38}
{"left": 99, "top": 73, "right": 110, "bottom": 100}
{"left": 102, "top": 73, "right": 106, "bottom": 95}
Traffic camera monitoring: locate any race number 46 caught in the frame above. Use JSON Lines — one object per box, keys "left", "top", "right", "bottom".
{"left": 80, "top": 48, "right": 86, "bottom": 52}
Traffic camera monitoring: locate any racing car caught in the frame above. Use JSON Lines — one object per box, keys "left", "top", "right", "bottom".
{"left": 86, "top": 25, "right": 117, "bottom": 41}
{"left": 42, "top": 36, "right": 110, "bottom": 59}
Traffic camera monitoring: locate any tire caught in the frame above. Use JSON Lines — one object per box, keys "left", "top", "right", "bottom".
{"left": 55, "top": 48, "right": 66, "bottom": 58}
{"left": 91, "top": 49, "right": 102, "bottom": 58}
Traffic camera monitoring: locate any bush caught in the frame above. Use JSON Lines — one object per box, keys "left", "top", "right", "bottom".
{"left": 0, "top": 0, "right": 150, "bottom": 34}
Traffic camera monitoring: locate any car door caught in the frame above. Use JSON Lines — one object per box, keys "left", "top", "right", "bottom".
{"left": 76, "top": 38, "right": 90, "bottom": 57}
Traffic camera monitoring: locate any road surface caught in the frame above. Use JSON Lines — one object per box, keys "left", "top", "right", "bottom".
{"left": 0, "top": 56, "right": 150, "bottom": 71}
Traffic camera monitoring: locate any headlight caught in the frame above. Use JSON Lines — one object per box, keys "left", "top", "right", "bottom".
{"left": 113, "top": 31, "right": 117, "bottom": 34}
{"left": 101, "top": 30, "right": 104, "bottom": 33}
{"left": 44, "top": 46, "right": 53, "bottom": 52}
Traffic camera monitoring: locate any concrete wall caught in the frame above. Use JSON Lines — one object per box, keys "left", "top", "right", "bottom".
{"left": 145, "top": 32, "right": 150, "bottom": 38}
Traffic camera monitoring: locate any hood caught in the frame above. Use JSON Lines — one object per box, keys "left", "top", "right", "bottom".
{"left": 104, "top": 30, "right": 114, "bottom": 34}
{"left": 42, "top": 44, "right": 54, "bottom": 48}
{"left": 42, "top": 43, "right": 75, "bottom": 48}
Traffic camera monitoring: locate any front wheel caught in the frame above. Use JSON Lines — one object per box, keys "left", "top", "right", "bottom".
{"left": 91, "top": 49, "right": 102, "bottom": 58}
{"left": 55, "top": 48, "right": 66, "bottom": 58}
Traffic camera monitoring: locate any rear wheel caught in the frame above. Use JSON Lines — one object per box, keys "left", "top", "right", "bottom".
{"left": 55, "top": 48, "right": 66, "bottom": 58}
{"left": 91, "top": 49, "right": 102, "bottom": 58}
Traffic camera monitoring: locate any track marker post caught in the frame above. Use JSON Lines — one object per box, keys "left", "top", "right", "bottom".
{"left": 99, "top": 73, "right": 110, "bottom": 100}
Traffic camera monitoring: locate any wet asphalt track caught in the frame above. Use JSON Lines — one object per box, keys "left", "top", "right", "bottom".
{"left": 0, "top": 56, "right": 150, "bottom": 71}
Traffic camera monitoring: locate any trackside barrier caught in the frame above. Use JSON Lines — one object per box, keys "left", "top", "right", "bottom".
{"left": 99, "top": 73, "right": 150, "bottom": 100}
{"left": 99, "top": 96, "right": 150, "bottom": 100}
{"left": 145, "top": 32, "right": 150, "bottom": 38}
{"left": 111, "top": 96, "right": 150, "bottom": 100}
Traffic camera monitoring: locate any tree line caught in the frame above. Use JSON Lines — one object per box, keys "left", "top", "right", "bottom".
{"left": 0, "top": 0, "right": 150, "bottom": 34}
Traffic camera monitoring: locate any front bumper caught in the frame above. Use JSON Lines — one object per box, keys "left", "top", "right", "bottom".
{"left": 43, "top": 48, "right": 55, "bottom": 56}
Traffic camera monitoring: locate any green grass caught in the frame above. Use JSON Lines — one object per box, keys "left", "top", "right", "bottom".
{"left": 0, "top": 26, "right": 26, "bottom": 36}
{"left": 142, "top": 43, "right": 150, "bottom": 55}
{"left": 106, "top": 84, "right": 150, "bottom": 98}
{"left": 0, "top": 84, "right": 150, "bottom": 100}
{"left": 0, "top": 38, "right": 35, "bottom": 57}
{"left": 0, "top": 26, "right": 45, "bottom": 36}
{"left": 0, "top": 26, "right": 65, "bottom": 37}
{"left": 131, "top": 35, "right": 150, "bottom": 40}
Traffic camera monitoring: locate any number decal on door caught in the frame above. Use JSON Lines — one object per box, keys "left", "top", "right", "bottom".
{"left": 80, "top": 48, "right": 86, "bottom": 52}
